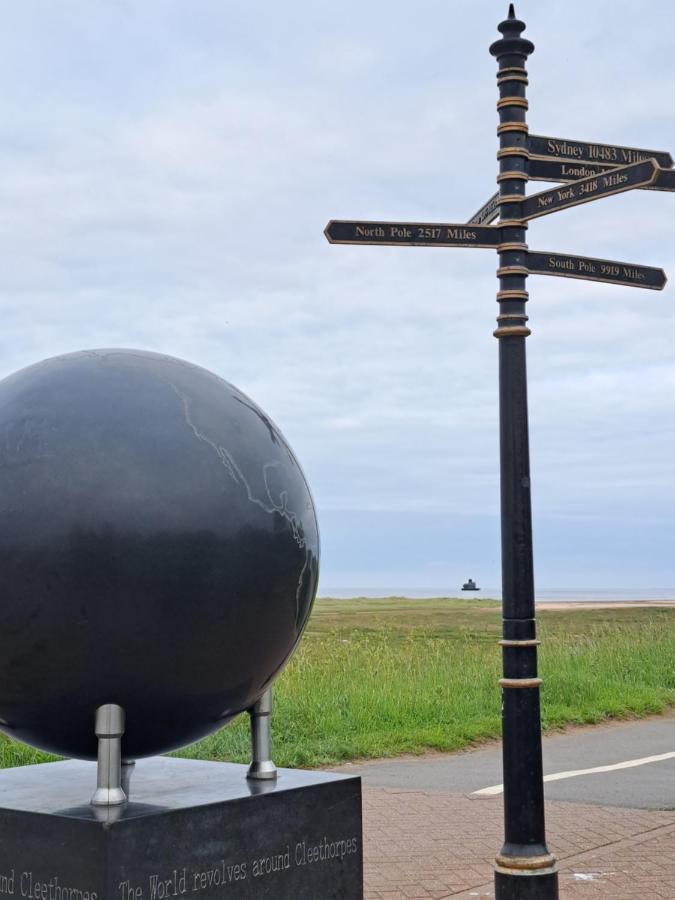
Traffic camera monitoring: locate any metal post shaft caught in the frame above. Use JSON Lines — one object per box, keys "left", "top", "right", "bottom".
{"left": 91, "top": 703, "right": 127, "bottom": 807}
{"left": 246, "top": 687, "right": 277, "bottom": 781}
{"left": 490, "top": 6, "right": 558, "bottom": 897}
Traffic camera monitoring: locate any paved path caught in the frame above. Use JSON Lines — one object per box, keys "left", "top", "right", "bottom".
{"left": 334, "top": 713, "right": 675, "bottom": 898}
{"left": 338, "top": 713, "right": 675, "bottom": 809}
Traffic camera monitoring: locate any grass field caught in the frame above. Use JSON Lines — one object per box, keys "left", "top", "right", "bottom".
{"left": 1, "top": 598, "right": 673, "bottom": 770}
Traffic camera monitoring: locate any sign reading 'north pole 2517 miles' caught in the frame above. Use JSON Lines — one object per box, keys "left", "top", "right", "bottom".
{"left": 323, "top": 220, "right": 499, "bottom": 248}
{"left": 521, "top": 159, "right": 659, "bottom": 221}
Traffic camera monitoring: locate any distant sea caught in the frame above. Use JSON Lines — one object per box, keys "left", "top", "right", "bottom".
{"left": 318, "top": 587, "right": 675, "bottom": 602}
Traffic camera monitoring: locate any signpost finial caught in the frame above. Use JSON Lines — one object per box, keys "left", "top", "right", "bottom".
{"left": 492, "top": 5, "right": 534, "bottom": 56}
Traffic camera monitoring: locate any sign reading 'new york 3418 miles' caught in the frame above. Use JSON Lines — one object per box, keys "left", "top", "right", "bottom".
{"left": 521, "top": 159, "right": 659, "bottom": 220}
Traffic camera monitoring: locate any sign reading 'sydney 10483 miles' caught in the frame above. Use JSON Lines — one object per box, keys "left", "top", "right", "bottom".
{"left": 528, "top": 134, "right": 673, "bottom": 169}
{"left": 521, "top": 158, "right": 660, "bottom": 221}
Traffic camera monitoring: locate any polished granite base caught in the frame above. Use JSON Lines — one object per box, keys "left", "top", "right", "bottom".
{"left": 0, "top": 757, "right": 363, "bottom": 899}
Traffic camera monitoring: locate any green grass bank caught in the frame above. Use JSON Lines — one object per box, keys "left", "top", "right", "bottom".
{"left": 1, "top": 598, "right": 673, "bottom": 770}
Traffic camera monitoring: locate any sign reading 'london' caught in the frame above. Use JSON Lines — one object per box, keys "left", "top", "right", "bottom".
{"left": 324, "top": 220, "right": 500, "bottom": 248}
{"left": 527, "top": 157, "right": 675, "bottom": 193}
{"left": 521, "top": 159, "right": 659, "bottom": 221}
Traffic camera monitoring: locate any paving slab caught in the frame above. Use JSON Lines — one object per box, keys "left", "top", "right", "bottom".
{"left": 362, "top": 787, "right": 675, "bottom": 898}
{"left": 353, "top": 714, "right": 675, "bottom": 897}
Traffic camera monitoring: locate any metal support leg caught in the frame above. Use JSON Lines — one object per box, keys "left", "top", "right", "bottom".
{"left": 91, "top": 703, "right": 127, "bottom": 807}
{"left": 246, "top": 687, "right": 277, "bottom": 781}
{"left": 121, "top": 759, "right": 136, "bottom": 799}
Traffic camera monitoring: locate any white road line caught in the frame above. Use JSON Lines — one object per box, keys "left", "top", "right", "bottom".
{"left": 473, "top": 750, "right": 675, "bottom": 796}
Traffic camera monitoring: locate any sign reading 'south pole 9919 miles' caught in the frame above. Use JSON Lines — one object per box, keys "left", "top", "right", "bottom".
{"left": 526, "top": 252, "right": 666, "bottom": 290}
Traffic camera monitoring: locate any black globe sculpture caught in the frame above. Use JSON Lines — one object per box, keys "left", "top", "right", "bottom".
{"left": 0, "top": 349, "right": 319, "bottom": 761}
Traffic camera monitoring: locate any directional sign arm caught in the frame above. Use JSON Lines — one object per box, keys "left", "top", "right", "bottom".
{"left": 521, "top": 159, "right": 659, "bottom": 221}
{"left": 528, "top": 157, "right": 675, "bottom": 193}
{"left": 324, "top": 220, "right": 500, "bottom": 248}
{"left": 526, "top": 251, "right": 667, "bottom": 290}
{"left": 646, "top": 168, "right": 675, "bottom": 193}
{"left": 528, "top": 134, "right": 673, "bottom": 169}
{"left": 467, "top": 192, "right": 500, "bottom": 226}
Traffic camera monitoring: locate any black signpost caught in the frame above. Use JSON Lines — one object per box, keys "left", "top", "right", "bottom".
{"left": 325, "top": 6, "right": 672, "bottom": 898}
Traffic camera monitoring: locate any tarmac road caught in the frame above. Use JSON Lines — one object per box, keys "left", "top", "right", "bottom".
{"left": 331, "top": 711, "right": 675, "bottom": 810}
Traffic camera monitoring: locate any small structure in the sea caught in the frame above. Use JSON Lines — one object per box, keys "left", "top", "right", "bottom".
{"left": 461, "top": 578, "right": 480, "bottom": 591}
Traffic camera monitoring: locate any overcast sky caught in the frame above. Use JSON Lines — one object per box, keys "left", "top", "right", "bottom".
{"left": 0, "top": 1, "right": 674, "bottom": 593}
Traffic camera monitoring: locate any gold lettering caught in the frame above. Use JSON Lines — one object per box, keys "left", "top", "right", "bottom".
{"left": 545, "top": 139, "right": 584, "bottom": 159}
{"left": 620, "top": 149, "right": 648, "bottom": 164}
{"left": 389, "top": 226, "right": 411, "bottom": 238}
{"left": 562, "top": 163, "right": 597, "bottom": 179}
{"left": 447, "top": 227, "right": 476, "bottom": 240}
{"left": 579, "top": 179, "right": 598, "bottom": 196}
{"left": 548, "top": 256, "right": 575, "bottom": 271}
{"left": 602, "top": 172, "right": 629, "bottom": 188}
{"left": 622, "top": 267, "right": 645, "bottom": 280}
{"left": 356, "top": 225, "right": 385, "bottom": 238}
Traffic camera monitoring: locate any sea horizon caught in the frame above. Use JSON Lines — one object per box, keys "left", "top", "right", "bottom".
{"left": 317, "top": 586, "right": 675, "bottom": 602}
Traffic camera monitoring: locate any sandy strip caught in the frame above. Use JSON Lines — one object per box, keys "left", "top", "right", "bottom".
{"left": 536, "top": 600, "right": 675, "bottom": 610}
